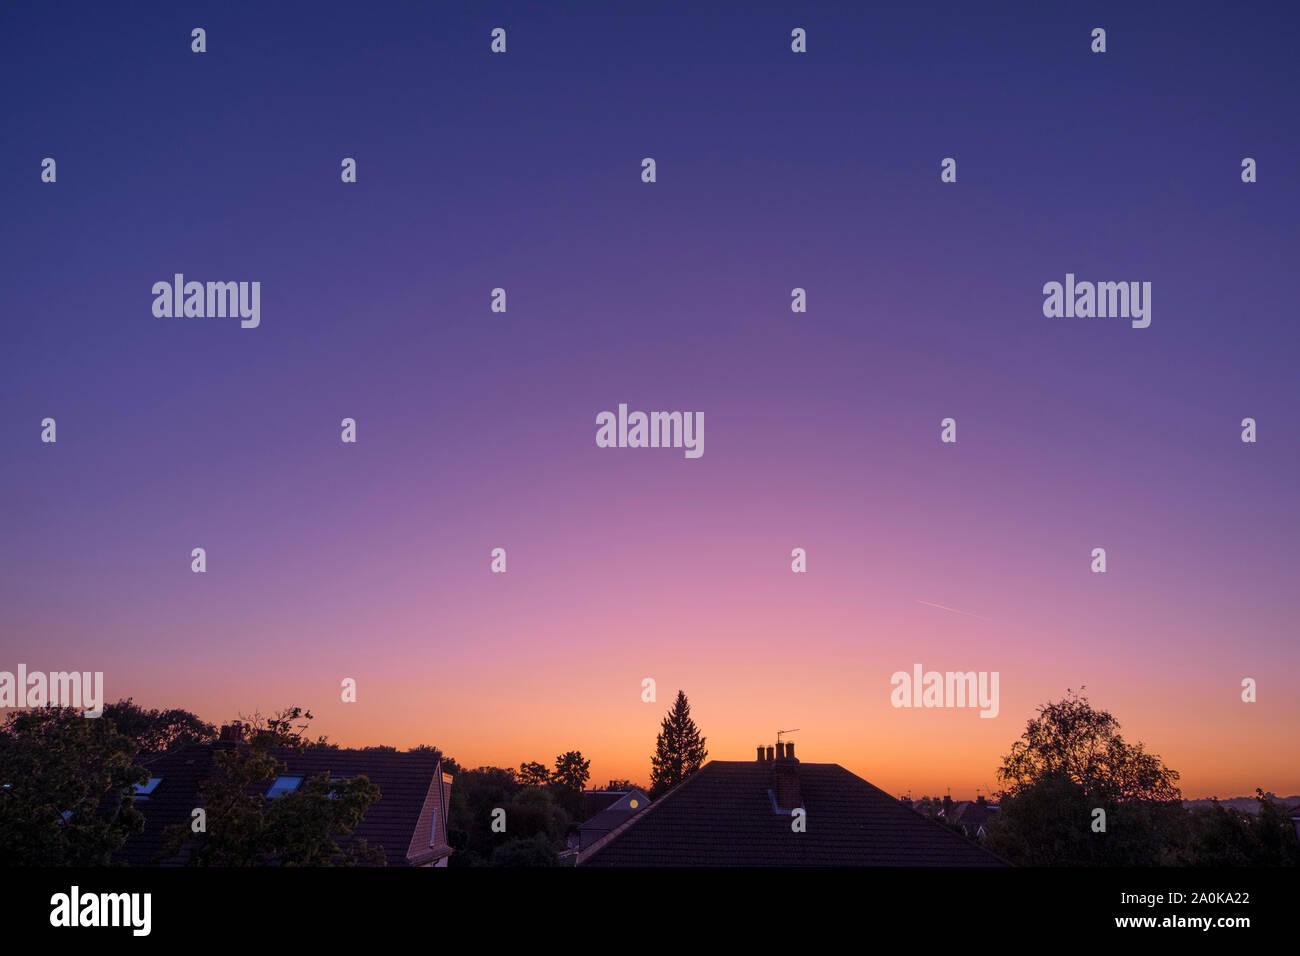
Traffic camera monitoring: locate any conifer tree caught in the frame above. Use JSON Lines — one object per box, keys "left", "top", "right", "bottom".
{"left": 649, "top": 690, "right": 708, "bottom": 798}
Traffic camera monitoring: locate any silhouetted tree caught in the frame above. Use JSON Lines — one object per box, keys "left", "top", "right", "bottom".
{"left": 988, "top": 690, "right": 1183, "bottom": 865}
{"left": 649, "top": 690, "right": 708, "bottom": 798}
{"left": 551, "top": 752, "right": 590, "bottom": 793}
{"left": 446, "top": 765, "right": 572, "bottom": 867}
{"left": 517, "top": 761, "right": 551, "bottom": 787}
{"left": 102, "top": 698, "right": 216, "bottom": 755}
{"left": 162, "top": 726, "right": 382, "bottom": 866}
{"left": 1173, "top": 790, "right": 1300, "bottom": 866}
{"left": 0, "top": 706, "right": 146, "bottom": 865}
{"left": 491, "top": 832, "right": 559, "bottom": 866}
{"left": 239, "top": 706, "right": 326, "bottom": 750}
{"left": 997, "top": 689, "right": 1181, "bottom": 803}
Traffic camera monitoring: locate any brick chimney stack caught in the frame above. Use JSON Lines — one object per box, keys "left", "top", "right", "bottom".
{"left": 773, "top": 742, "right": 801, "bottom": 809}
{"left": 756, "top": 745, "right": 766, "bottom": 762}
{"left": 765, "top": 745, "right": 774, "bottom": 761}
{"left": 216, "top": 722, "right": 245, "bottom": 749}
{"left": 942, "top": 794, "right": 953, "bottom": 818}
{"left": 218, "top": 721, "right": 245, "bottom": 743}
{"left": 775, "top": 741, "right": 786, "bottom": 759}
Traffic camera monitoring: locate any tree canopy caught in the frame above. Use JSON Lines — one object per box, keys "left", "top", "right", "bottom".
{"left": 996, "top": 688, "right": 1181, "bottom": 803}
{"left": 988, "top": 690, "right": 1192, "bottom": 866}
{"left": 102, "top": 698, "right": 216, "bottom": 755}
{"left": 163, "top": 710, "right": 383, "bottom": 866}
{"left": 0, "top": 706, "right": 146, "bottom": 866}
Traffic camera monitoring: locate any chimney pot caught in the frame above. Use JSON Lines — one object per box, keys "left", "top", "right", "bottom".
{"left": 776, "top": 741, "right": 786, "bottom": 759}
{"left": 757, "top": 745, "right": 765, "bottom": 762}
{"left": 785, "top": 742, "right": 795, "bottom": 760}
{"left": 765, "top": 746, "right": 774, "bottom": 761}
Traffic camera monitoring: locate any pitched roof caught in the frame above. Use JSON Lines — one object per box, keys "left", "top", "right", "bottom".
{"left": 583, "top": 807, "right": 640, "bottom": 832}
{"left": 115, "top": 744, "right": 451, "bottom": 866}
{"left": 578, "top": 760, "right": 1009, "bottom": 866}
{"left": 949, "top": 800, "right": 998, "bottom": 829}
{"left": 582, "top": 790, "right": 629, "bottom": 819}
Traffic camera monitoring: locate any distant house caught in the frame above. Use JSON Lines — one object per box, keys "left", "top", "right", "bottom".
{"left": 945, "top": 796, "right": 999, "bottom": 839}
{"left": 1286, "top": 803, "right": 1300, "bottom": 839}
{"left": 577, "top": 743, "right": 1007, "bottom": 866}
{"left": 116, "top": 728, "right": 454, "bottom": 867}
{"left": 579, "top": 787, "right": 651, "bottom": 850}
{"left": 581, "top": 783, "right": 646, "bottom": 820}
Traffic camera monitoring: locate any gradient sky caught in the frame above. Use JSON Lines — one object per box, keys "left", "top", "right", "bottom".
{"left": 2, "top": 1, "right": 1298, "bottom": 800}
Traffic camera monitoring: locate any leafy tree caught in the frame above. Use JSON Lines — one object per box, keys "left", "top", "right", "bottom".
{"left": 988, "top": 690, "right": 1183, "bottom": 866}
{"left": 649, "top": 690, "right": 708, "bottom": 798}
{"left": 997, "top": 689, "right": 1180, "bottom": 803}
{"left": 446, "top": 765, "right": 574, "bottom": 866}
{"left": 551, "top": 752, "right": 590, "bottom": 793}
{"left": 163, "top": 729, "right": 383, "bottom": 866}
{"left": 1174, "top": 790, "right": 1300, "bottom": 867}
{"left": 102, "top": 698, "right": 216, "bottom": 755}
{"left": 986, "top": 772, "right": 1101, "bottom": 865}
{"left": 510, "top": 786, "right": 570, "bottom": 844}
{"left": 491, "top": 832, "right": 559, "bottom": 867}
{"left": 1250, "top": 789, "right": 1300, "bottom": 865}
{"left": 239, "top": 706, "right": 325, "bottom": 749}
{"left": 0, "top": 706, "right": 146, "bottom": 866}
{"left": 261, "top": 772, "right": 384, "bottom": 866}
{"left": 517, "top": 761, "right": 551, "bottom": 787}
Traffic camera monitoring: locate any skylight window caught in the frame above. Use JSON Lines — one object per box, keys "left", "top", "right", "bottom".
{"left": 266, "top": 775, "right": 303, "bottom": 798}
{"left": 134, "top": 777, "right": 162, "bottom": 798}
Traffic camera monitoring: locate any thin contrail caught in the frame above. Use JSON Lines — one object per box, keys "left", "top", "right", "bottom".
{"left": 915, "top": 599, "right": 992, "bottom": 623}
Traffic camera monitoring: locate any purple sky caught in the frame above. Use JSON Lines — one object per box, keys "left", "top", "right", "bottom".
{"left": 2, "top": 1, "right": 1297, "bottom": 796}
